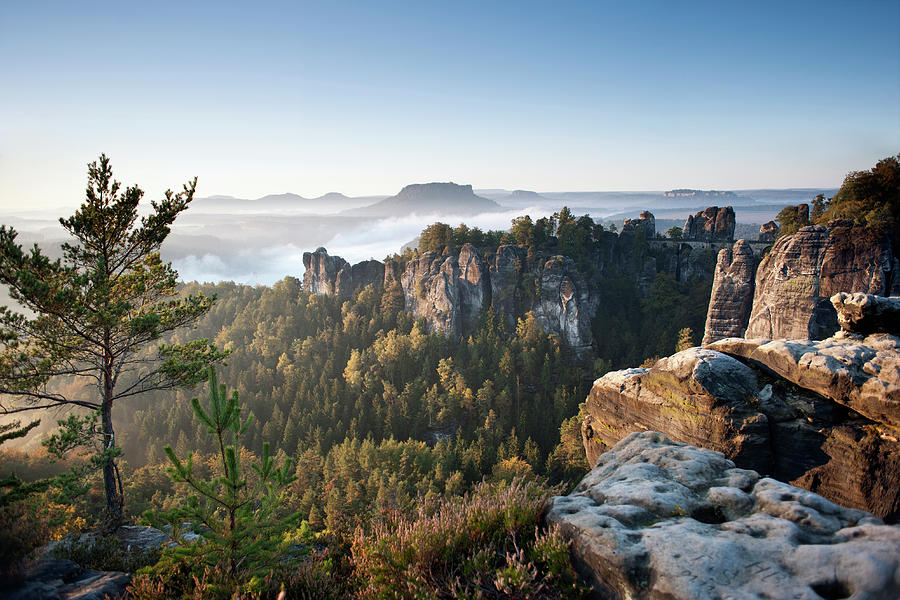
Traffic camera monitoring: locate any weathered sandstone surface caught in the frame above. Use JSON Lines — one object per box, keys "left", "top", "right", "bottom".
{"left": 831, "top": 291, "right": 900, "bottom": 335}
{"left": 683, "top": 206, "right": 735, "bottom": 242}
{"left": 702, "top": 240, "right": 758, "bottom": 344}
{"left": 701, "top": 224, "right": 899, "bottom": 345}
{"left": 583, "top": 327, "right": 900, "bottom": 521}
{"left": 547, "top": 432, "right": 900, "bottom": 600}
{"left": 744, "top": 224, "right": 899, "bottom": 340}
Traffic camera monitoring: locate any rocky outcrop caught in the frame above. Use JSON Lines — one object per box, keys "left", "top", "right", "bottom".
{"left": 832, "top": 292, "right": 900, "bottom": 334}
{"left": 302, "top": 248, "right": 384, "bottom": 301}
{"left": 531, "top": 256, "right": 597, "bottom": 349}
{"left": 706, "top": 332, "right": 900, "bottom": 436}
{"left": 547, "top": 431, "right": 900, "bottom": 600}
{"left": 1, "top": 559, "right": 131, "bottom": 600}
{"left": 302, "top": 247, "right": 350, "bottom": 297}
{"left": 400, "top": 244, "right": 492, "bottom": 335}
{"left": 582, "top": 348, "right": 771, "bottom": 474}
{"left": 489, "top": 245, "right": 525, "bottom": 330}
{"left": 584, "top": 326, "right": 900, "bottom": 521}
{"left": 621, "top": 211, "right": 655, "bottom": 238}
{"left": 745, "top": 225, "right": 900, "bottom": 340}
{"left": 759, "top": 220, "right": 779, "bottom": 242}
{"left": 702, "top": 240, "right": 758, "bottom": 344}
{"left": 701, "top": 223, "right": 900, "bottom": 344}
{"left": 683, "top": 206, "right": 735, "bottom": 242}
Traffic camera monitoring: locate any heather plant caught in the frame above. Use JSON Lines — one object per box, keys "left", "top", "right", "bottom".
{"left": 351, "top": 477, "right": 585, "bottom": 599}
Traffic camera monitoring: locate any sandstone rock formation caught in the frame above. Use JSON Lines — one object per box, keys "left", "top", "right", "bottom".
{"left": 531, "top": 255, "right": 597, "bottom": 349}
{"left": 302, "top": 247, "right": 350, "bottom": 297}
{"left": 582, "top": 348, "right": 771, "bottom": 474}
{"left": 583, "top": 326, "right": 900, "bottom": 521}
{"left": 1, "top": 559, "right": 132, "bottom": 600}
{"left": 702, "top": 240, "right": 758, "bottom": 344}
{"left": 831, "top": 292, "right": 900, "bottom": 335}
{"left": 547, "top": 431, "right": 900, "bottom": 600}
{"left": 701, "top": 223, "right": 900, "bottom": 344}
{"left": 621, "top": 211, "right": 655, "bottom": 238}
{"left": 745, "top": 225, "right": 900, "bottom": 340}
{"left": 758, "top": 220, "right": 779, "bottom": 242}
{"left": 682, "top": 206, "right": 735, "bottom": 242}
{"left": 399, "top": 244, "right": 491, "bottom": 334}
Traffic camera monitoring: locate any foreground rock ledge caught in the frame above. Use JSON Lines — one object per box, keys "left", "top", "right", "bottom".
{"left": 546, "top": 431, "right": 900, "bottom": 600}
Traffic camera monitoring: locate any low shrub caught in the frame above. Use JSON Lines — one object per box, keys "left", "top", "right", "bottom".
{"left": 351, "top": 477, "right": 585, "bottom": 599}
{"left": 49, "top": 533, "right": 161, "bottom": 572}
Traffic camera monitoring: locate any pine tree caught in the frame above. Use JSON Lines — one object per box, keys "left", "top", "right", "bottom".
{"left": 0, "top": 155, "right": 226, "bottom": 526}
{"left": 150, "top": 368, "right": 300, "bottom": 580}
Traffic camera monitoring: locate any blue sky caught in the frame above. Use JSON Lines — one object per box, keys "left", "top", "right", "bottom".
{"left": 1, "top": 0, "right": 898, "bottom": 209}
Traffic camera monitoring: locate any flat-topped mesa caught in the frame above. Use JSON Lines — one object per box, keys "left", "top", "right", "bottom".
{"left": 682, "top": 206, "right": 735, "bottom": 242}
{"left": 702, "top": 240, "right": 758, "bottom": 344}
{"left": 621, "top": 211, "right": 655, "bottom": 238}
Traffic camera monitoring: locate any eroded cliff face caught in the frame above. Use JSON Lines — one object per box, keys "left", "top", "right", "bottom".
{"left": 399, "top": 244, "right": 492, "bottom": 335}
{"left": 702, "top": 223, "right": 899, "bottom": 343}
{"left": 400, "top": 246, "right": 597, "bottom": 346}
{"left": 302, "top": 248, "right": 351, "bottom": 298}
{"left": 530, "top": 255, "right": 597, "bottom": 349}
{"left": 302, "top": 208, "right": 732, "bottom": 347}
{"left": 746, "top": 224, "right": 899, "bottom": 340}
{"left": 702, "top": 240, "right": 758, "bottom": 344}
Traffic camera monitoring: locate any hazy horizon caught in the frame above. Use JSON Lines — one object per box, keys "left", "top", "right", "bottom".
{"left": 2, "top": 1, "right": 898, "bottom": 212}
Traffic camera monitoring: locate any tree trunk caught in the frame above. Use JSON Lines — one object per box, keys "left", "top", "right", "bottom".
{"left": 101, "top": 400, "right": 123, "bottom": 528}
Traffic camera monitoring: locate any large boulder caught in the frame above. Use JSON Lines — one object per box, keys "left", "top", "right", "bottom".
{"left": 831, "top": 292, "right": 900, "bottom": 335}
{"left": 707, "top": 333, "right": 900, "bottom": 430}
{"left": 584, "top": 332, "right": 900, "bottom": 521}
{"left": 745, "top": 224, "right": 900, "bottom": 340}
{"left": 702, "top": 240, "right": 758, "bottom": 344}
{"left": 1, "top": 559, "right": 131, "bottom": 600}
{"left": 547, "top": 431, "right": 900, "bottom": 600}
{"left": 581, "top": 348, "right": 771, "bottom": 473}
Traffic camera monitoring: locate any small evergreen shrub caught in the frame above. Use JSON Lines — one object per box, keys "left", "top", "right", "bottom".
{"left": 350, "top": 477, "right": 585, "bottom": 599}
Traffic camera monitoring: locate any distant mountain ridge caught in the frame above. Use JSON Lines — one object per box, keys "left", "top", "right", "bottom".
{"left": 342, "top": 182, "right": 503, "bottom": 217}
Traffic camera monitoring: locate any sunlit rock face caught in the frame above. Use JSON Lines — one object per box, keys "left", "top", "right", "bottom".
{"left": 548, "top": 431, "right": 900, "bottom": 600}
{"left": 701, "top": 223, "right": 899, "bottom": 344}
{"left": 702, "top": 240, "right": 758, "bottom": 344}
{"left": 683, "top": 206, "right": 735, "bottom": 242}
{"left": 302, "top": 247, "right": 350, "bottom": 297}
{"left": 583, "top": 322, "right": 900, "bottom": 522}
{"left": 399, "top": 244, "right": 491, "bottom": 335}
{"left": 399, "top": 246, "right": 596, "bottom": 347}
{"left": 302, "top": 248, "right": 383, "bottom": 300}
{"left": 745, "top": 224, "right": 899, "bottom": 340}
